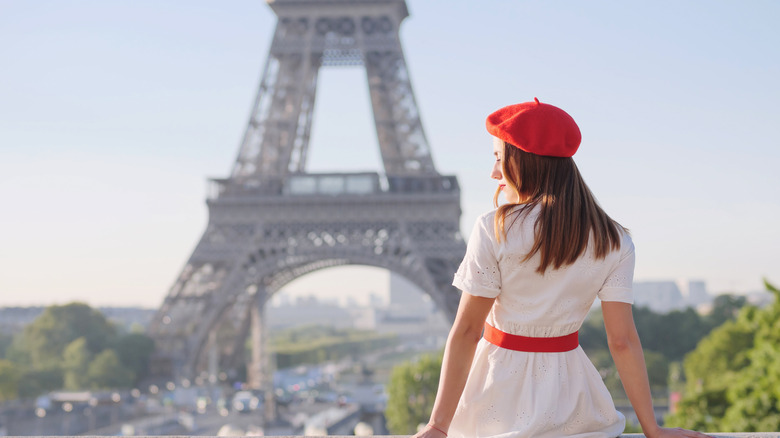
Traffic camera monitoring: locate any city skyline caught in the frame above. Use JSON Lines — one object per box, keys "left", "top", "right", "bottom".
{"left": 1, "top": 1, "right": 778, "bottom": 307}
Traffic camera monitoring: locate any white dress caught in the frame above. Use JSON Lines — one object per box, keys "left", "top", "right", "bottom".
{"left": 449, "top": 206, "right": 635, "bottom": 438}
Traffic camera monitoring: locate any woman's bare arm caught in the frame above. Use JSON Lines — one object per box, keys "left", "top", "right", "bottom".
{"left": 413, "top": 293, "right": 496, "bottom": 438}
{"left": 602, "top": 301, "right": 712, "bottom": 438}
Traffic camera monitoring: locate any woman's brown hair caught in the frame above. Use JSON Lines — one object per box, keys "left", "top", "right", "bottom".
{"left": 494, "top": 141, "right": 627, "bottom": 274}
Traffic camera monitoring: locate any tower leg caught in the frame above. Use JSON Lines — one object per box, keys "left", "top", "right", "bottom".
{"left": 249, "top": 300, "right": 276, "bottom": 424}
{"left": 208, "top": 330, "right": 219, "bottom": 384}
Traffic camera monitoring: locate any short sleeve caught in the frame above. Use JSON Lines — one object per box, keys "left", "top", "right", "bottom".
{"left": 597, "top": 236, "right": 636, "bottom": 303}
{"left": 452, "top": 214, "right": 501, "bottom": 298}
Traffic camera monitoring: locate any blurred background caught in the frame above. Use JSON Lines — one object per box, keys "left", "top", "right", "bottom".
{"left": 0, "top": 0, "right": 778, "bottom": 435}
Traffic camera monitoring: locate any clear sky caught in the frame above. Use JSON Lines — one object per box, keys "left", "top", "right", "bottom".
{"left": 1, "top": 0, "right": 778, "bottom": 308}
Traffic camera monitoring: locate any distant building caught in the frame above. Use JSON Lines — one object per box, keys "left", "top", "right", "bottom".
{"left": 389, "top": 273, "right": 429, "bottom": 313}
{"left": 367, "top": 292, "right": 384, "bottom": 308}
{"left": 677, "top": 280, "right": 711, "bottom": 308}
{"left": 632, "top": 280, "right": 713, "bottom": 313}
{"left": 347, "top": 306, "right": 376, "bottom": 331}
{"left": 374, "top": 274, "right": 449, "bottom": 348}
{"left": 266, "top": 296, "right": 354, "bottom": 330}
{"left": 265, "top": 275, "right": 450, "bottom": 349}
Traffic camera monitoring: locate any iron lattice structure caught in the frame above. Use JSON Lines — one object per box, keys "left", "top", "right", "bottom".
{"left": 148, "top": 0, "right": 465, "bottom": 397}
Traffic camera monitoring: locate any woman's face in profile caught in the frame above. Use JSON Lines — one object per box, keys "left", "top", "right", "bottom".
{"left": 491, "top": 136, "right": 520, "bottom": 204}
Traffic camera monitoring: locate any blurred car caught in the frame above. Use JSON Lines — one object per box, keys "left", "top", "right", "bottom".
{"left": 231, "top": 391, "right": 261, "bottom": 414}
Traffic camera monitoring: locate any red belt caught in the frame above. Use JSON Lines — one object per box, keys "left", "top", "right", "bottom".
{"left": 483, "top": 323, "right": 579, "bottom": 352}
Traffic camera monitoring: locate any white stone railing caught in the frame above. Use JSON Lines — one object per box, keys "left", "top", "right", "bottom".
{"left": 7, "top": 434, "right": 780, "bottom": 438}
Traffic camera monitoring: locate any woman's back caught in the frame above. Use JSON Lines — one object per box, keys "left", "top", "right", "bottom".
{"left": 459, "top": 206, "right": 635, "bottom": 338}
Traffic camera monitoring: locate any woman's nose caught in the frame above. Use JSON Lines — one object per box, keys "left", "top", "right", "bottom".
{"left": 491, "top": 163, "right": 502, "bottom": 180}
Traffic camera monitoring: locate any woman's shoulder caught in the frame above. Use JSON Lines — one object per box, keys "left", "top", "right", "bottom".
{"left": 615, "top": 225, "right": 635, "bottom": 259}
{"left": 475, "top": 208, "right": 500, "bottom": 224}
{"left": 472, "top": 205, "right": 540, "bottom": 234}
{"left": 469, "top": 208, "right": 499, "bottom": 238}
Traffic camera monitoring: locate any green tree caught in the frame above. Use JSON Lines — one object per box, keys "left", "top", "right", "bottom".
{"left": 706, "top": 294, "right": 747, "bottom": 326}
{"left": 87, "top": 349, "right": 133, "bottom": 389}
{"left": 665, "top": 279, "right": 780, "bottom": 432}
{"left": 643, "top": 350, "right": 670, "bottom": 392}
{"left": 16, "top": 366, "right": 63, "bottom": 399}
{"left": 4, "top": 336, "right": 31, "bottom": 366}
{"left": 62, "top": 337, "right": 92, "bottom": 390}
{"left": 0, "top": 332, "right": 12, "bottom": 359}
{"left": 114, "top": 333, "right": 155, "bottom": 385}
{"left": 721, "top": 340, "right": 780, "bottom": 432}
{"left": 579, "top": 309, "right": 608, "bottom": 351}
{"left": 581, "top": 301, "right": 743, "bottom": 365}
{"left": 588, "top": 349, "right": 625, "bottom": 397}
{"left": 271, "top": 325, "right": 398, "bottom": 368}
{"left": 634, "top": 307, "right": 710, "bottom": 361}
{"left": 8, "top": 302, "right": 117, "bottom": 369}
{"left": 0, "top": 303, "right": 158, "bottom": 397}
{"left": 0, "top": 359, "right": 21, "bottom": 401}
{"left": 586, "top": 348, "right": 668, "bottom": 401}
{"left": 385, "top": 353, "right": 442, "bottom": 435}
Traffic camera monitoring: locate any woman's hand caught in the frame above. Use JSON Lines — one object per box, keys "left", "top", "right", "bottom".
{"left": 411, "top": 423, "right": 448, "bottom": 438}
{"left": 645, "top": 426, "right": 715, "bottom": 438}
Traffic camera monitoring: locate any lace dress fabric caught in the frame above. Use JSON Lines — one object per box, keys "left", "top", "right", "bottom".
{"left": 449, "top": 206, "right": 635, "bottom": 438}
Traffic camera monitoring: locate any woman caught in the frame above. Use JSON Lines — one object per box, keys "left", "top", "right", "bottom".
{"left": 413, "top": 99, "right": 711, "bottom": 438}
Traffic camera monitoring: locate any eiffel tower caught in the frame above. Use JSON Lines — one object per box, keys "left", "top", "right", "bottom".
{"left": 148, "top": 0, "right": 465, "bottom": 399}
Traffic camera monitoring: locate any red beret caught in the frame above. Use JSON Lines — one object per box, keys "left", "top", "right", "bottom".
{"left": 486, "top": 98, "right": 581, "bottom": 157}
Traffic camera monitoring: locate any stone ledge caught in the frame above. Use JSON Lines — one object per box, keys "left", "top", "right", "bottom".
{"left": 7, "top": 434, "right": 780, "bottom": 438}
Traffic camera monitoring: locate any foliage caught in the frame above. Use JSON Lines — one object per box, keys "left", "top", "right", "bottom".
{"left": 588, "top": 349, "right": 625, "bottom": 397}
{"left": 665, "top": 279, "right": 780, "bottom": 432}
{"left": 722, "top": 341, "right": 780, "bottom": 431}
{"left": 16, "top": 366, "right": 63, "bottom": 399}
{"left": 385, "top": 352, "right": 443, "bottom": 435}
{"left": 579, "top": 310, "right": 608, "bottom": 351}
{"left": 114, "top": 333, "right": 155, "bottom": 385}
{"left": 8, "top": 302, "right": 117, "bottom": 369}
{"left": 0, "top": 302, "right": 156, "bottom": 399}
{"left": 0, "top": 332, "right": 12, "bottom": 359}
{"left": 3, "top": 340, "right": 31, "bottom": 367}
{"left": 708, "top": 294, "right": 747, "bottom": 323}
{"left": 62, "top": 337, "right": 92, "bottom": 390}
{"left": 271, "top": 325, "right": 398, "bottom": 369}
{"left": 587, "top": 348, "right": 669, "bottom": 402}
{"left": 87, "top": 349, "right": 134, "bottom": 389}
{"left": 643, "top": 350, "right": 670, "bottom": 391}
{"left": 623, "top": 422, "right": 644, "bottom": 433}
{"left": 581, "top": 294, "right": 747, "bottom": 364}
{"left": 633, "top": 307, "right": 712, "bottom": 361}
{"left": 0, "top": 359, "right": 21, "bottom": 401}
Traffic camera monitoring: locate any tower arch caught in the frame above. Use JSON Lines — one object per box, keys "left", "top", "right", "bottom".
{"left": 148, "top": 0, "right": 466, "bottom": 408}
